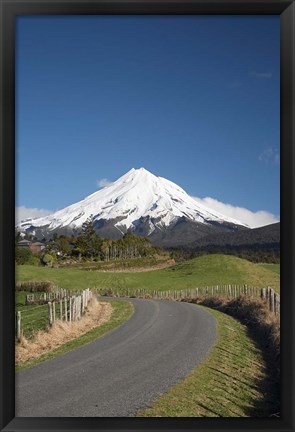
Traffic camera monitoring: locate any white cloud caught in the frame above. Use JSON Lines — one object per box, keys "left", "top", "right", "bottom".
{"left": 15, "top": 206, "right": 53, "bottom": 224}
{"left": 259, "top": 147, "right": 280, "bottom": 165}
{"left": 96, "top": 178, "right": 113, "bottom": 188}
{"left": 193, "top": 196, "right": 279, "bottom": 229}
{"left": 251, "top": 71, "right": 272, "bottom": 79}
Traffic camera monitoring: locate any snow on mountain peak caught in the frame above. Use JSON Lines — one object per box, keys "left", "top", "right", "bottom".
{"left": 17, "top": 167, "right": 246, "bottom": 234}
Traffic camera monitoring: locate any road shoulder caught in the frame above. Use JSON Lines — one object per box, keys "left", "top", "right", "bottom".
{"left": 138, "top": 305, "right": 270, "bottom": 417}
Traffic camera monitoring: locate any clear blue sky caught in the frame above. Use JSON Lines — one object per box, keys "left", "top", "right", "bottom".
{"left": 16, "top": 15, "right": 280, "bottom": 219}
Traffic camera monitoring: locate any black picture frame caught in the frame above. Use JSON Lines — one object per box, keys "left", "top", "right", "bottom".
{"left": 0, "top": 1, "right": 294, "bottom": 431}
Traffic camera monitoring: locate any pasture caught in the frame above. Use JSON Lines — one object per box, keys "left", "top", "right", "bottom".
{"left": 16, "top": 254, "right": 280, "bottom": 293}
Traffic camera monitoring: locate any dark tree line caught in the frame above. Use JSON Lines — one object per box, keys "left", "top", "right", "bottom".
{"left": 169, "top": 244, "right": 280, "bottom": 264}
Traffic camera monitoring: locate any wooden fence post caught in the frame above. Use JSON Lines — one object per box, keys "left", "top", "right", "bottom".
{"left": 75, "top": 297, "right": 78, "bottom": 320}
{"left": 275, "top": 294, "right": 280, "bottom": 315}
{"left": 73, "top": 297, "right": 76, "bottom": 321}
{"left": 60, "top": 300, "right": 63, "bottom": 320}
{"left": 53, "top": 302, "right": 56, "bottom": 323}
{"left": 269, "top": 289, "right": 275, "bottom": 313}
{"left": 16, "top": 311, "right": 22, "bottom": 342}
{"left": 78, "top": 295, "right": 82, "bottom": 319}
{"left": 48, "top": 302, "right": 53, "bottom": 326}
{"left": 261, "top": 288, "right": 266, "bottom": 300}
{"left": 69, "top": 297, "right": 72, "bottom": 322}
{"left": 82, "top": 290, "right": 85, "bottom": 313}
{"left": 64, "top": 298, "right": 68, "bottom": 321}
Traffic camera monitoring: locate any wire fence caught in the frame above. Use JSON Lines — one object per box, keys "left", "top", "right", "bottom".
{"left": 25, "top": 287, "right": 69, "bottom": 305}
{"left": 16, "top": 288, "right": 92, "bottom": 341}
{"left": 96, "top": 284, "right": 280, "bottom": 315}
{"left": 16, "top": 284, "right": 280, "bottom": 341}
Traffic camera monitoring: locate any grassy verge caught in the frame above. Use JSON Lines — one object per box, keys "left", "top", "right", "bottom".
{"left": 138, "top": 305, "right": 277, "bottom": 417}
{"left": 16, "top": 254, "right": 280, "bottom": 292}
{"left": 16, "top": 299, "right": 134, "bottom": 372}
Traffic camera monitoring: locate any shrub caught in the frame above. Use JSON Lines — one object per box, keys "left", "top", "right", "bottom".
{"left": 41, "top": 253, "right": 57, "bottom": 266}
{"left": 15, "top": 247, "right": 34, "bottom": 265}
{"left": 30, "top": 256, "right": 41, "bottom": 266}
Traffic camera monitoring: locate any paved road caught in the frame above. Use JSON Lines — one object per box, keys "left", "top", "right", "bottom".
{"left": 16, "top": 298, "right": 216, "bottom": 417}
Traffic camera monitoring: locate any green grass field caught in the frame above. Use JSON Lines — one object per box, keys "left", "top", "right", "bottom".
{"left": 16, "top": 292, "right": 90, "bottom": 339}
{"left": 258, "top": 263, "right": 280, "bottom": 275}
{"left": 16, "top": 303, "right": 49, "bottom": 339}
{"left": 16, "top": 254, "right": 280, "bottom": 293}
{"left": 16, "top": 292, "right": 54, "bottom": 338}
{"left": 138, "top": 306, "right": 277, "bottom": 417}
{"left": 61, "top": 255, "right": 170, "bottom": 271}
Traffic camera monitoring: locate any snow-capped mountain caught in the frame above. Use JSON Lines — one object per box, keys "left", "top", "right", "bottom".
{"left": 17, "top": 168, "right": 248, "bottom": 246}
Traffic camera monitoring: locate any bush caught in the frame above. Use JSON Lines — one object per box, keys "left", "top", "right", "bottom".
{"left": 31, "top": 256, "right": 41, "bottom": 266}
{"left": 41, "top": 253, "right": 57, "bottom": 266}
{"left": 15, "top": 247, "right": 34, "bottom": 265}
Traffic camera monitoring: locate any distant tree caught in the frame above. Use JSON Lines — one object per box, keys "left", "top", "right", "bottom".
{"left": 97, "top": 232, "right": 160, "bottom": 261}
{"left": 77, "top": 215, "right": 102, "bottom": 259}
{"left": 101, "top": 239, "right": 112, "bottom": 261}
{"left": 56, "top": 235, "right": 71, "bottom": 255}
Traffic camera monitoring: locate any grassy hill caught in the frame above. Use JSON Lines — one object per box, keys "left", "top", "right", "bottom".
{"left": 258, "top": 263, "right": 280, "bottom": 275}
{"left": 16, "top": 254, "right": 280, "bottom": 293}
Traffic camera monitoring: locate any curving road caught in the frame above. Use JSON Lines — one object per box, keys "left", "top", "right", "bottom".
{"left": 16, "top": 298, "right": 216, "bottom": 417}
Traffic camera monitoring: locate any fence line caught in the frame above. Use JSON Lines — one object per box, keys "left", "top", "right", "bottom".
{"left": 25, "top": 287, "right": 70, "bottom": 305}
{"left": 47, "top": 288, "right": 92, "bottom": 326}
{"left": 96, "top": 284, "right": 280, "bottom": 316}
{"left": 16, "top": 288, "right": 93, "bottom": 341}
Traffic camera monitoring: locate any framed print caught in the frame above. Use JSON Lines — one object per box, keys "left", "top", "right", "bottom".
{"left": 0, "top": 0, "right": 294, "bottom": 431}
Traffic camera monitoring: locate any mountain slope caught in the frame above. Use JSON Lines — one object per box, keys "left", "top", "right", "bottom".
{"left": 17, "top": 167, "right": 247, "bottom": 245}
{"left": 187, "top": 222, "right": 280, "bottom": 249}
